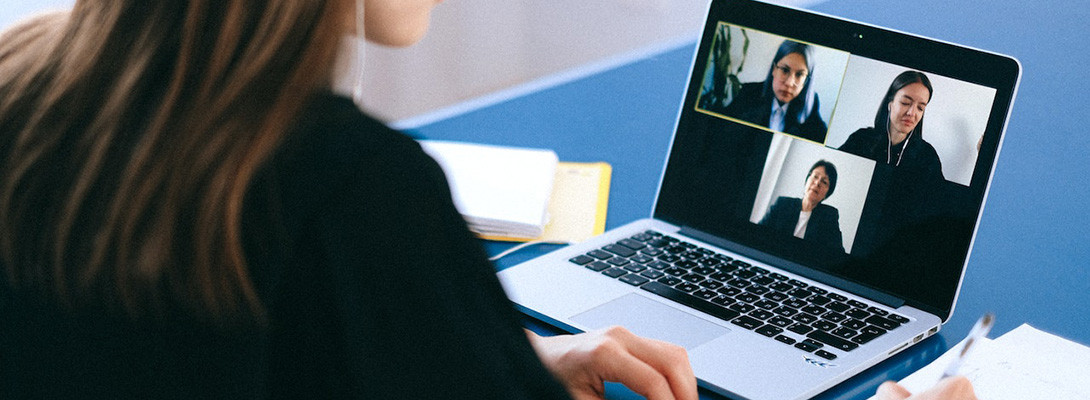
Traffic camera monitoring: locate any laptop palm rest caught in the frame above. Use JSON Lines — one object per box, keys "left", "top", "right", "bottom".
{"left": 570, "top": 293, "right": 730, "bottom": 350}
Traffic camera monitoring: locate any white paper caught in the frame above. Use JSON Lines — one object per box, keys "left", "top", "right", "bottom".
{"left": 419, "top": 140, "right": 558, "bottom": 238}
{"left": 883, "top": 324, "right": 1090, "bottom": 400}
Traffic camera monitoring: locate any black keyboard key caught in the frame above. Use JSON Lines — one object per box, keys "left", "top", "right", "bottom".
{"left": 732, "top": 269, "right": 758, "bottom": 279}
{"left": 623, "top": 264, "right": 647, "bottom": 273}
{"left": 783, "top": 298, "right": 807, "bottom": 309}
{"left": 764, "top": 292, "right": 789, "bottom": 302}
{"left": 604, "top": 244, "right": 637, "bottom": 257}
{"left": 843, "top": 319, "right": 868, "bottom": 330}
{"left": 848, "top": 300, "right": 869, "bottom": 309}
{"left": 753, "top": 299, "right": 779, "bottom": 310}
{"left": 770, "top": 282, "right": 795, "bottom": 292}
{"left": 646, "top": 261, "right": 671, "bottom": 270}
{"left": 792, "top": 313, "right": 820, "bottom": 325}
{"left": 788, "top": 288, "right": 813, "bottom": 298}
{"left": 852, "top": 331, "right": 882, "bottom": 345}
{"left": 809, "top": 287, "right": 828, "bottom": 295}
{"left": 815, "top": 350, "right": 838, "bottom": 360}
{"left": 717, "top": 287, "right": 742, "bottom": 296}
{"left": 602, "top": 268, "right": 627, "bottom": 278}
{"left": 768, "top": 272, "right": 790, "bottom": 281}
{"left": 630, "top": 254, "right": 654, "bottom": 264}
{"left": 845, "top": 308, "right": 871, "bottom": 320}
{"left": 708, "top": 272, "right": 732, "bottom": 282}
{"left": 586, "top": 261, "right": 611, "bottom": 272}
{"left": 794, "top": 341, "right": 820, "bottom": 352}
{"left": 824, "top": 312, "right": 848, "bottom": 323}
{"left": 750, "top": 309, "right": 775, "bottom": 320}
{"left": 801, "top": 305, "right": 827, "bottom": 316}
{"left": 619, "top": 274, "right": 650, "bottom": 286}
{"left": 809, "top": 295, "right": 832, "bottom": 306}
{"left": 664, "top": 267, "right": 687, "bottom": 277}
{"left": 813, "top": 320, "right": 837, "bottom": 332}
{"left": 681, "top": 273, "right": 705, "bottom": 283}
{"left": 640, "top": 248, "right": 663, "bottom": 257}
{"left": 658, "top": 254, "right": 682, "bottom": 263}
{"left": 658, "top": 276, "right": 683, "bottom": 286}
{"left": 803, "top": 339, "right": 825, "bottom": 348}
{"left": 832, "top": 327, "right": 858, "bottom": 339}
{"left": 676, "top": 283, "right": 700, "bottom": 293}
{"left": 827, "top": 292, "right": 848, "bottom": 302}
{"left": 773, "top": 306, "right": 799, "bottom": 317}
{"left": 676, "top": 260, "right": 698, "bottom": 269}
{"left": 756, "top": 324, "right": 783, "bottom": 337}
{"left": 698, "top": 280, "right": 724, "bottom": 290}
{"left": 868, "top": 306, "right": 889, "bottom": 316}
{"left": 787, "top": 279, "right": 808, "bottom": 288}
{"left": 711, "top": 295, "right": 736, "bottom": 307}
{"left": 735, "top": 293, "right": 761, "bottom": 303}
{"left": 866, "top": 315, "right": 902, "bottom": 330}
{"left": 731, "top": 315, "right": 762, "bottom": 330}
{"left": 807, "top": 330, "right": 859, "bottom": 351}
{"left": 587, "top": 250, "right": 613, "bottom": 260}
{"left": 788, "top": 323, "right": 814, "bottom": 335}
{"left": 727, "top": 279, "right": 752, "bottom": 289}
{"left": 618, "top": 239, "right": 647, "bottom": 250}
{"left": 606, "top": 257, "right": 631, "bottom": 266}
{"left": 639, "top": 270, "right": 665, "bottom": 280}
{"left": 775, "top": 335, "right": 797, "bottom": 345}
{"left": 752, "top": 276, "right": 776, "bottom": 286}
{"left": 569, "top": 255, "right": 595, "bottom": 265}
{"left": 888, "top": 314, "right": 911, "bottom": 324}
{"left": 768, "top": 316, "right": 793, "bottom": 327}
{"left": 728, "top": 303, "right": 756, "bottom": 314}
{"left": 826, "top": 301, "right": 851, "bottom": 312}
{"left": 746, "top": 285, "right": 771, "bottom": 295}
{"left": 692, "top": 266, "right": 716, "bottom": 276}
{"left": 693, "top": 289, "right": 719, "bottom": 300}
{"left": 862, "top": 325, "right": 887, "bottom": 336}
{"left": 641, "top": 281, "right": 741, "bottom": 322}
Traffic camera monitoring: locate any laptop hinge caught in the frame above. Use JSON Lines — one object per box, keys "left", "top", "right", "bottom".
{"left": 677, "top": 226, "right": 906, "bottom": 309}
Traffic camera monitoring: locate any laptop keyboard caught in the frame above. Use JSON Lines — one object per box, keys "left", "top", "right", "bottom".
{"left": 567, "top": 230, "right": 911, "bottom": 361}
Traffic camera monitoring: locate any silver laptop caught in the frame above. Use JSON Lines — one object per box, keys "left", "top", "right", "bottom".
{"left": 497, "top": 0, "right": 1020, "bottom": 399}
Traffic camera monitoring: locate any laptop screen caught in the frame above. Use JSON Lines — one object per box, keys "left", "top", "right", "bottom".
{"left": 654, "top": 0, "right": 1019, "bottom": 319}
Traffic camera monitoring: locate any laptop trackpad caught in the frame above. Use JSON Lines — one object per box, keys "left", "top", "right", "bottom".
{"left": 570, "top": 293, "right": 730, "bottom": 350}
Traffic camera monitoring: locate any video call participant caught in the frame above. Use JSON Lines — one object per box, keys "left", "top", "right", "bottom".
{"left": 839, "top": 70, "right": 943, "bottom": 181}
{"left": 714, "top": 40, "right": 829, "bottom": 143}
{"left": 759, "top": 160, "right": 845, "bottom": 252}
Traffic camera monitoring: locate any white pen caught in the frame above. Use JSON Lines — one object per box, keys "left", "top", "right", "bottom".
{"left": 941, "top": 313, "right": 995, "bottom": 379}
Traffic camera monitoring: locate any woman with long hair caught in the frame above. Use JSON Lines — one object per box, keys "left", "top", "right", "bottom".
{"left": 719, "top": 40, "right": 829, "bottom": 143}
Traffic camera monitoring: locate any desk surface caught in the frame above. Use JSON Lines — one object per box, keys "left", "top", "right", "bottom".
{"left": 411, "top": 0, "right": 1090, "bottom": 398}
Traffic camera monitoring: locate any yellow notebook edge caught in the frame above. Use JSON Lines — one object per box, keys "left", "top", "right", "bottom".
{"left": 478, "top": 161, "right": 611, "bottom": 243}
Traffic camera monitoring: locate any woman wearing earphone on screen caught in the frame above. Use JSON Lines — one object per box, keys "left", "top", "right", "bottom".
{"left": 0, "top": 1, "right": 972, "bottom": 399}
{"left": 839, "top": 70, "right": 944, "bottom": 182}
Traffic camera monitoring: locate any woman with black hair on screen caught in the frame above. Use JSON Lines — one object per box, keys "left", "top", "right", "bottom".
{"left": 759, "top": 160, "right": 845, "bottom": 253}
{"left": 839, "top": 70, "right": 943, "bottom": 182}
{"left": 718, "top": 40, "right": 829, "bottom": 143}
{"left": 0, "top": 1, "right": 973, "bottom": 399}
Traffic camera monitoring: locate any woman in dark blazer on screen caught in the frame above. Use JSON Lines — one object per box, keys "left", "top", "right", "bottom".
{"left": 760, "top": 160, "right": 845, "bottom": 253}
{"left": 719, "top": 40, "right": 829, "bottom": 143}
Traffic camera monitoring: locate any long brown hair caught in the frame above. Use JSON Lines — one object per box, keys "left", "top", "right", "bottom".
{"left": 0, "top": 0, "right": 347, "bottom": 323}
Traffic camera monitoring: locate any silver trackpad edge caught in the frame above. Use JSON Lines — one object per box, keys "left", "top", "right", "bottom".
{"left": 571, "top": 293, "right": 730, "bottom": 350}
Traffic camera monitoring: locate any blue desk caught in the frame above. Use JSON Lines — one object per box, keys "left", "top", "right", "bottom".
{"left": 411, "top": 0, "right": 1090, "bottom": 398}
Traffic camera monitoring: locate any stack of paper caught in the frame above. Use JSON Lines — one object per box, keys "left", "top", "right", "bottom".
{"left": 419, "top": 140, "right": 610, "bottom": 243}
{"left": 877, "top": 323, "right": 1090, "bottom": 399}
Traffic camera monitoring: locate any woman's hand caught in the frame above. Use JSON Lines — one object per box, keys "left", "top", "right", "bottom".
{"left": 874, "top": 376, "right": 977, "bottom": 400}
{"left": 526, "top": 326, "right": 698, "bottom": 400}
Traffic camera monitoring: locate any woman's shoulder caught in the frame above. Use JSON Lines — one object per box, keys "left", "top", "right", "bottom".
{"left": 280, "top": 93, "right": 432, "bottom": 175}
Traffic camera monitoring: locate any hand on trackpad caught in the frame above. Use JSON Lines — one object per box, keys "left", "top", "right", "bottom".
{"left": 570, "top": 293, "right": 730, "bottom": 349}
